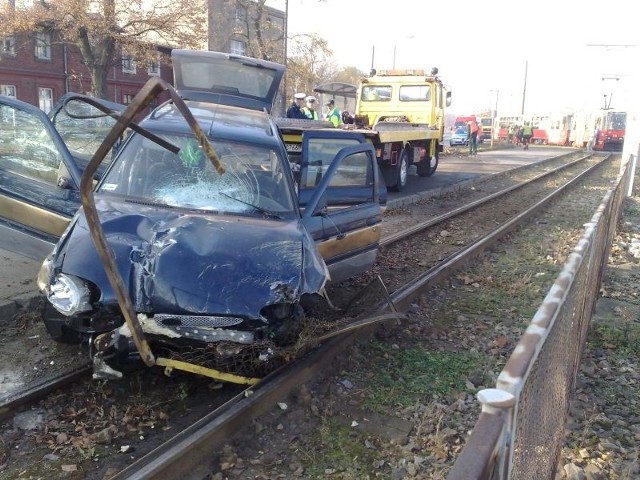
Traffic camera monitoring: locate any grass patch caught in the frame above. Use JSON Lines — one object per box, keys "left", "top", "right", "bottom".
{"left": 352, "top": 340, "right": 486, "bottom": 409}
{"left": 299, "top": 419, "right": 391, "bottom": 478}
{"left": 588, "top": 323, "right": 640, "bottom": 357}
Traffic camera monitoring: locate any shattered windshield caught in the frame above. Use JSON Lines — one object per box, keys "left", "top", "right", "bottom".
{"left": 99, "top": 133, "right": 296, "bottom": 217}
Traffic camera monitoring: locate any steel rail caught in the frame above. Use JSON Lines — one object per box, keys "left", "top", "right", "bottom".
{"left": 113, "top": 155, "right": 613, "bottom": 479}
{"left": 0, "top": 364, "right": 91, "bottom": 421}
{"left": 382, "top": 151, "right": 596, "bottom": 246}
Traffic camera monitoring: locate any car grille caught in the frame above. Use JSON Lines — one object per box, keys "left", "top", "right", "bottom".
{"left": 154, "top": 314, "right": 244, "bottom": 328}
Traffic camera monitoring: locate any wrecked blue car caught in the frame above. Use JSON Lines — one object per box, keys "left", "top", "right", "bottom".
{"left": 32, "top": 50, "right": 385, "bottom": 383}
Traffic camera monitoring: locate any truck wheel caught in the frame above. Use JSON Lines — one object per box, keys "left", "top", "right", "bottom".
{"left": 392, "top": 150, "right": 409, "bottom": 191}
{"left": 417, "top": 149, "right": 438, "bottom": 177}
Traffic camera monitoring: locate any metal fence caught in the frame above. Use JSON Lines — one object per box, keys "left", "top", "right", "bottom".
{"left": 447, "top": 152, "right": 636, "bottom": 480}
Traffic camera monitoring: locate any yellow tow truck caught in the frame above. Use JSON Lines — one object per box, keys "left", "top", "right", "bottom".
{"left": 277, "top": 68, "right": 451, "bottom": 191}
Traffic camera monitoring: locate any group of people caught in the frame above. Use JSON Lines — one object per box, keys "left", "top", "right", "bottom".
{"left": 507, "top": 122, "right": 534, "bottom": 149}
{"left": 286, "top": 92, "right": 343, "bottom": 127}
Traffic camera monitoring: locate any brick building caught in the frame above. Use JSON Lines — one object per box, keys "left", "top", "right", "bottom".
{"left": 1, "top": 1, "right": 286, "bottom": 113}
{"left": 0, "top": 30, "right": 172, "bottom": 112}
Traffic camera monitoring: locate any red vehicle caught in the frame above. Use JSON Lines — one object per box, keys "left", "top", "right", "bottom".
{"left": 592, "top": 111, "right": 626, "bottom": 152}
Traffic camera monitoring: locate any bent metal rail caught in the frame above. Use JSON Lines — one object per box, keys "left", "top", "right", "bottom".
{"left": 446, "top": 153, "right": 635, "bottom": 480}
{"left": 111, "top": 155, "right": 617, "bottom": 479}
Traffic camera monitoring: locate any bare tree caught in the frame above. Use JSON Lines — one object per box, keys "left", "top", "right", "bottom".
{"left": 332, "top": 66, "right": 366, "bottom": 86}
{"left": 0, "top": 0, "right": 207, "bottom": 99}
{"left": 285, "top": 33, "right": 336, "bottom": 99}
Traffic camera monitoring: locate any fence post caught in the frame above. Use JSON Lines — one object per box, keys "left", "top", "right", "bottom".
{"left": 477, "top": 389, "right": 516, "bottom": 479}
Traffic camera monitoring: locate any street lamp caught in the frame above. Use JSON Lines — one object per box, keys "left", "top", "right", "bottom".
{"left": 392, "top": 35, "right": 415, "bottom": 69}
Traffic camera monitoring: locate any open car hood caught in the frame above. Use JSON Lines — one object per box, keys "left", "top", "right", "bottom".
{"left": 171, "top": 49, "right": 284, "bottom": 113}
{"left": 57, "top": 198, "right": 328, "bottom": 319}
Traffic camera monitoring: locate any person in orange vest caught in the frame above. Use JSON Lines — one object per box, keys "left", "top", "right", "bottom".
{"left": 468, "top": 119, "right": 480, "bottom": 155}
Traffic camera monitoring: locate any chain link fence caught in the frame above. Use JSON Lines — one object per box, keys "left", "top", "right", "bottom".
{"left": 447, "top": 151, "right": 637, "bottom": 480}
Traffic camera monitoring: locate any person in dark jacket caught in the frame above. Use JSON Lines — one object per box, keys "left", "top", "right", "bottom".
{"left": 286, "top": 92, "right": 307, "bottom": 119}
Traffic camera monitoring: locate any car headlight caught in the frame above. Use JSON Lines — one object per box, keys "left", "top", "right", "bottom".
{"left": 36, "top": 255, "right": 54, "bottom": 294}
{"left": 48, "top": 274, "right": 93, "bottom": 315}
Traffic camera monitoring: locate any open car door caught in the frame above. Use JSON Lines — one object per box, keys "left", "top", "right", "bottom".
{"left": 299, "top": 130, "right": 384, "bottom": 283}
{"left": 0, "top": 96, "right": 118, "bottom": 260}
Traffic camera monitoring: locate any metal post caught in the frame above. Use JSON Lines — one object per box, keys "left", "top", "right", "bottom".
{"left": 370, "top": 45, "right": 375, "bottom": 72}
{"left": 282, "top": 0, "right": 288, "bottom": 114}
{"left": 521, "top": 60, "right": 528, "bottom": 115}
{"left": 491, "top": 90, "right": 499, "bottom": 148}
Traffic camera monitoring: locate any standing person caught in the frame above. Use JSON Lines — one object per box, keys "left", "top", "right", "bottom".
{"left": 468, "top": 119, "right": 480, "bottom": 155}
{"left": 513, "top": 125, "right": 522, "bottom": 146}
{"left": 325, "top": 99, "right": 343, "bottom": 127}
{"left": 303, "top": 96, "right": 319, "bottom": 120}
{"left": 508, "top": 124, "right": 515, "bottom": 143}
{"left": 286, "top": 92, "right": 307, "bottom": 119}
{"left": 521, "top": 121, "right": 534, "bottom": 150}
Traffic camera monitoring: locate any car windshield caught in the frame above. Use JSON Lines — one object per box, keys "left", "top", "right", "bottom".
{"left": 99, "top": 132, "right": 296, "bottom": 217}
{"left": 454, "top": 126, "right": 468, "bottom": 134}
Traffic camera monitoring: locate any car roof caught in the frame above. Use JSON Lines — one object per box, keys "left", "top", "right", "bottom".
{"left": 142, "top": 99, "right": 282, "bottom": 148}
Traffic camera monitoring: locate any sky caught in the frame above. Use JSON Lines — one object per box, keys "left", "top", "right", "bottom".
{"left": 268, "top": 0, "right": 639, "bottom": 117}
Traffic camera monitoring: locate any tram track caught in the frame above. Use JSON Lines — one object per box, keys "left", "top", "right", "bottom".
{"left": 107, "top": 152, "right": 618, "bottom": 479}
{"left": 0, "top": 151, "right": 619, "bottom": 479}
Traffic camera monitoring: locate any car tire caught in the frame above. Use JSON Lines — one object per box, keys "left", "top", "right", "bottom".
{"left": 417, "top": 147, "right": 438, "bottom": 177}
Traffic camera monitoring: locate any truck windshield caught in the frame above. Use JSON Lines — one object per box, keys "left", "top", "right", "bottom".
{"left": 99, "top": 133, "right": 296, "bottom": 217}
{"left": 399, "top": 85, "right": 430, "bottom": 101}
{"left": 361, "top": 85, "right": 391, "bottom": 101}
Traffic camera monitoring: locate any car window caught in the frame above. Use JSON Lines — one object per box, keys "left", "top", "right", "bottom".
{"left": 0, "top": 103, "right": 63, "bottom": 184}
{"left": 51, "top": 98, "right": 124, "bottom": 163}
{"left": 303, "top": 137, "right": 373, "bottom": 189}
{"left": 99, "top": 133, "right": 296, "bottom": 216}
{"left": 455, "top": 127, "right": 468, "bottom": 134}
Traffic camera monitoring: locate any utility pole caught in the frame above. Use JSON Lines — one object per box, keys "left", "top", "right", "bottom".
{"left": 282, "top": 0, "right": 288, "bottom": 115}
{"left": 490, "top": 89, "right": 499, "bottom": 148}
{"left": 521, "top": 60, "right": 528, "bottom": 115}
{"left": 370, "top": 45, "right": 375, "bottom": 73}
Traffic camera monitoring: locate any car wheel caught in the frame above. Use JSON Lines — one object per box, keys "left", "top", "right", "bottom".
{"left": 417, "top": 147, "right": 439, "bottom": 177}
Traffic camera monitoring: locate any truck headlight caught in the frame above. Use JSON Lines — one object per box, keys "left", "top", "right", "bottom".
{"left": 48, "top": 274, "right": 92, "bottom": 315}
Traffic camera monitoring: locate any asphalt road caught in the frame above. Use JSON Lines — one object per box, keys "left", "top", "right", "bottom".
{"left": 0, "top": 144, "right": 574, "bottom": 315}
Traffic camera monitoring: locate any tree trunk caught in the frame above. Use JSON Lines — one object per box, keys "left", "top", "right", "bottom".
{"left": 90, "top": 63, "right": 111, "bottom": 99}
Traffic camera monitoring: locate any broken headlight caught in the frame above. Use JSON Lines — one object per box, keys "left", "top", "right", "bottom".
{"left": 48, "top": 274, "right": 93, "bottom": 315}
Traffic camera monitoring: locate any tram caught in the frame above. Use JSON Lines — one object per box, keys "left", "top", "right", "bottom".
{"left": 591, "top": 110, "right": 626, "bottom": 152}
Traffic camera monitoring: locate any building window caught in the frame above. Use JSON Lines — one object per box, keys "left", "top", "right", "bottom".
{"left": 148, "top": 58, "right": 160, "bottom": 76}
{"left": 234, "top": 4, "right": 247, "bottom": 22}
{"left": 35, "top": 32, "right": 51, "bottom": 60}
{"left": 230, "top": 39, "right": 245, "bottom": 55}
{"left": 1, "top": 85, "right": 17, "bottom": 98}
{"left": 122, "top": 55, "right": 136, "bottom": 74}
{"left": 38, "top": 87, "right": 53, "bottom": 113}
{"left": 1, "top": 37, "right": 16, "bottom": 56}
{"left": 123, "top": 94, "right": 134, "bottom": 104}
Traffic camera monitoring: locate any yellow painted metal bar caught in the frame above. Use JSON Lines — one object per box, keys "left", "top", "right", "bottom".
{"left": 156, "top": 357, "right": 261, "bottom": 385}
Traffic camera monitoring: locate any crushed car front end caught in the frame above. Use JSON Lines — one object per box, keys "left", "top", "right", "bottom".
{"left": 38, "top": 95, "right": 329, "bottom": 383}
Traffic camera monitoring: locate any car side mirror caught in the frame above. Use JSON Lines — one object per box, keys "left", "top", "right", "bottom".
{"left": 310, "top": 194, "right": 328, "bottom": 217}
